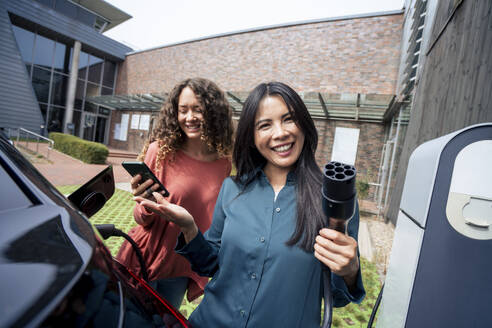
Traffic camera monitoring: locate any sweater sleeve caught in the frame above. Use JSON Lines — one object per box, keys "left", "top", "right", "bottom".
{"left": 133, "top": 142, "right": 161, "bottom": 229}
{"left": 331, "top": 202, "right": 366, "bottom": 307}
{"left": 175, "top": 178, "right": 229, "bottom": 276}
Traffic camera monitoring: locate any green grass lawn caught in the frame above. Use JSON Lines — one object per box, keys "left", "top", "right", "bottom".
{"left": 58, "top": 185, "right": 381, "bottom": 326}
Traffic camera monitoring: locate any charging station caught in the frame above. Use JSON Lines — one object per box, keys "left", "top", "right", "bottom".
{"left": 377, "top": 123, "right": 492, "bottom": 327}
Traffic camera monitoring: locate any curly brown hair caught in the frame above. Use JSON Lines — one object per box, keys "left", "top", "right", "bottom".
{"left": 138, "top": 78, "right": 234, "bottom": 170}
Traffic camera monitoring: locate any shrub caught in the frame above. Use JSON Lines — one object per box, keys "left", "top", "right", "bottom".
{"left": 49, "top": 132, "right": 108, "bottom": 164}
{"left": 356, "top": 177, "right": 370, "bottom": 200}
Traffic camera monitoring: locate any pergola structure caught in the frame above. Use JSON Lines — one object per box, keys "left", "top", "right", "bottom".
{"left": 87, "top": 93, "right": 167, "bottom": 111}
{"left": 87, "top": 92, "right": 408, "bottom": 123}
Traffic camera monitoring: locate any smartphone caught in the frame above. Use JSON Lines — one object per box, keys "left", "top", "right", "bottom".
{"left": 122, "top": 161, "right": 170, "bottom": 197}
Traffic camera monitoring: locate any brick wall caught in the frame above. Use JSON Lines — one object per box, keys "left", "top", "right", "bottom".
{"left": 116, "top": 13, "right": 402, "bottom": 95}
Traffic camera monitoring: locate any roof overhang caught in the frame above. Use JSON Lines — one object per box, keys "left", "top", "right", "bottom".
{"left": 71, "top": 0, "right": 132, "bottom": 32}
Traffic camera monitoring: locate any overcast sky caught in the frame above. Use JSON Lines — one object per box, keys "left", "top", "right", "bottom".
{"left": 103, "top": 0, "right": 406, "bottom": 51}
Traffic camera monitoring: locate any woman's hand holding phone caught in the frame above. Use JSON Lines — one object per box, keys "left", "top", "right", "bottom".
{"left": 124, "top": 161, "right": 197, "bottom": 242}
{"left": 134, "top": 192, "right": 198, "bottom": 243}
{"left": 122, "top": 161, "right": 170, "bottom": 198}
{"left": 130, "top": 174, "right": 164, "bottom": 200}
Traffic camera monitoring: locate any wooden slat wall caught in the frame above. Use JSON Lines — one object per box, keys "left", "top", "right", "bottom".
{"left": 387, "top": 0, "right": 492, "bottom": 223}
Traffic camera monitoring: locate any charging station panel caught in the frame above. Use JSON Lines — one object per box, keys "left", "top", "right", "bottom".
{"left": 378, "top": 123, "right": 492, "bottom": 328}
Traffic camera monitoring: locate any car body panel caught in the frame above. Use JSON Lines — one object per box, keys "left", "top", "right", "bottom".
{"left": 0, "top": 135, "right": 189, "bottom": 327}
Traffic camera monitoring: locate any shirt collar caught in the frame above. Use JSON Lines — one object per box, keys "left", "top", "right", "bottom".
{"left": 286, "top": 170, "right": 297, "bottom": 185}
{"left": 255, "top": 165, "right": 297, "bottom": 185}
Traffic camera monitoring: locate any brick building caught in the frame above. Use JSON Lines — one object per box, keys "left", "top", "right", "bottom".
{"left": 115, "top": 12, "right": 402, "bottom": 95}
{"left": 90, "top": 10, "right": 405, "bottom": 202}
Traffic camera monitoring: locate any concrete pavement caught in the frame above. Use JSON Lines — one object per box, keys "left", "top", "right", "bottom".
{"left": 28, "top": 142, "right": 135, "bottom": 186}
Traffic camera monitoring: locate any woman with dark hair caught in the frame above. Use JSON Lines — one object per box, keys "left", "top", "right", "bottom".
{"left": 136, "top": 82, "right": 365, "bottom": 327}
{"left": 116, "top": 77, "right": 234, "bottom": 309}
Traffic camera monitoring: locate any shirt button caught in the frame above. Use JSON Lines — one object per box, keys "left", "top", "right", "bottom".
{"left": 275, "top": 207, "right": 281, "bottom": 213}
{"left": 251, "top": 273, "right": 257, "bottom": 279}
{"left": 260, "top": 236, "right": 265, "bottom": 243}
{"left": 240, "top": 310, "right": 246, "bottom": 316}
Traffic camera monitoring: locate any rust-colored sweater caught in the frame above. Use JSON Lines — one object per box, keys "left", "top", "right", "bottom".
{"left": 116, "top": 141, "right": 231, "bottom": 301}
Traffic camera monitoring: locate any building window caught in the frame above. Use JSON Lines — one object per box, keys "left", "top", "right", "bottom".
{"left": 11, "top": 25, "right": 34, "bottom": 64}
{"left": 38, "top": 104, "right": 48, "bottom": 123}
{"left": 51, "top": 73, "right": 68, "bottom": 106}
{"left": 33, "top": 34, "right": 55, "bottom": 69}
{"left": 78, "top": 51, "right": 89, "bottom": 80}
{"left": 331, "top": 127, "right": 360, "bottom": 166}
{"left": 102, "top": 61, "right": 116, "bottom": 87}
{"left": 31, "top": 66, "right": 51, "bottom": 104}
{"left": 77, "top": 6, "right": 96, "bottom": 27}
{"left": 94, "top": 17, "right": 108, "bottom": 32}
{"left": 72, "top": 110, "right": 82, "bottom": 135}
{"left": 75, "top": 79, "right": 85, "bottom": 109}
{"left": 101, "top": 86, "right": 113, "bottom": 96}
{"left": 53, "top": 41, "right": 71, "bottom": 74}
{"left": 85, "top": 82, "right": 101, "bottom": 99}
{"left": 10, "top": 22, "right": 118, "bottom": 140}
{"left": 88, "top": 55, "right": 103, "bottom": 84}
{"left": 47, "top": 105, "right": 64, "bottom": 132}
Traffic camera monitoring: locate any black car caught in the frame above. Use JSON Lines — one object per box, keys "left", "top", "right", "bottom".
{"left": 0, "top": 133, "right": 189, "bottom": 327}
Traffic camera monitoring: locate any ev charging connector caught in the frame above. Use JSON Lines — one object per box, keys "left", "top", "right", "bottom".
{"left": 321, "top": 161, "right": 357, "bottom": 328}
{"left": 322, "top": 161, "right": 357, "bottom": 231}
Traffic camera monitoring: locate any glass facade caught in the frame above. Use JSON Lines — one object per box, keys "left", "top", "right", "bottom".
{"left": 11, "top": 23, "right": 117, "bottom": 143}
{"left": 34, "top": 0, "right": 109, "bottom": 33}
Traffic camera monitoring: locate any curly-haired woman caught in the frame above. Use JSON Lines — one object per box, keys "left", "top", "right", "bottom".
{"left": 116, "top": 78, "right": 234, "bottom": 309}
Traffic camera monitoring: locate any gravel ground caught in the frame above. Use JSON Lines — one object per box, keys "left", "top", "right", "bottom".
{"left": 361, "top": 214, "right": 395, "bottom": 281}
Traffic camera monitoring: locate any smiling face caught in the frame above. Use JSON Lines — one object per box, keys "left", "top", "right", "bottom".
{"left": 177, "top": 87, "right": 204, "bottom": 140}
{"left": 254, "top": 95, "right": 305, "bottom": 176}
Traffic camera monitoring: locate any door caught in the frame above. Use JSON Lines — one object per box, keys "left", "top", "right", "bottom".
{"left": 95, "top": 116, "right": 107, "bottom": 143}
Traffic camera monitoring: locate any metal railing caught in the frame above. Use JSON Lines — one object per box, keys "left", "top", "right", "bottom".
{"left": 8, "top": 128, "right": 54, "bottom": 160}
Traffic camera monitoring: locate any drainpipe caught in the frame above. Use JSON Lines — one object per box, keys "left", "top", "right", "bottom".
{"left": 384, "top": 108, "right": 402, "bottom": 213}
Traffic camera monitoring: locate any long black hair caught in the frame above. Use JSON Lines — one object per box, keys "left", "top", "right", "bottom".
{"left": 233, "top": 82, "right": 324, "bottom": 251}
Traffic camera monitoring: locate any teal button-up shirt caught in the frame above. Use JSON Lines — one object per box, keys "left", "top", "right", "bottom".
{"left": 176, "top": 170, "right": 365, "bottom": 328}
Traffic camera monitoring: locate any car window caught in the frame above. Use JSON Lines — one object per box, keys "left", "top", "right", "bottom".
{"left": 0, "top": 164, "right": 33, "bottom": 213}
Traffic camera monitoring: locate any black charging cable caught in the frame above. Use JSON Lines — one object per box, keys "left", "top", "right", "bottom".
{"left": 367, "top": 283, "right": 384, "bottom": 328}
{"left": 321, "top": 161, "right": 358, "bottom": 328}
{"left": 95, "top": 224, "right": 150, "bottom": 282}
